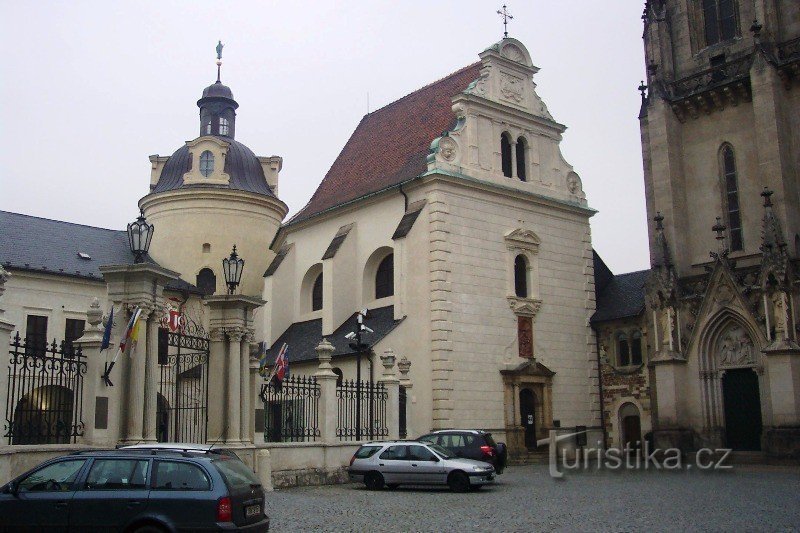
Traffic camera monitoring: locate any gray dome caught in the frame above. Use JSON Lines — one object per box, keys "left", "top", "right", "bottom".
{"left": 151, "top": 139, "right": 275, "bottom": 197}
{"left": 199, "top": 81, "right": 237, "bottom": 103}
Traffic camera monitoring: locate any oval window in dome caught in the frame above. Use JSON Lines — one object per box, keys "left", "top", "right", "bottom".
{"left": 199, "top": 150, "right": 215, "bottom": 177}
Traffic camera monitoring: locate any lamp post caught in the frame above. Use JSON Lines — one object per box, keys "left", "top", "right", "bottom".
{"left": 347, "top": 309, "right": 372, "bottom": 440}
{"left": 127, "top": 209, "right": 154, "bottom": 263}
{"left": 222, "top": 245, "right": 245, "bottom": 294}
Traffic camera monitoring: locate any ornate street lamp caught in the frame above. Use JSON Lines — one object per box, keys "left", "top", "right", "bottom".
{"left": 127, "top": 209, "right": 154, "bottom": 263}
{"left": 222, "top": 245, "right": 245, "bottom": 294}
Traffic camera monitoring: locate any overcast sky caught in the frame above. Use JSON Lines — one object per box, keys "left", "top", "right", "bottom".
{"left": 0, "top": 1, "right": 649, "bottom": 274}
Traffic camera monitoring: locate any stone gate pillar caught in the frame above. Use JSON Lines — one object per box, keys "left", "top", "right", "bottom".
{"left": 397, "top": 355, "right": 413, "bottom": 438}
{"left": 379, "top": 349, "right": 400, "bottom": 440}
{"left": 73, "top": 299, "right": 106, "bottom": 446}
{"left": 0, "top": 267, "right": 15, "bottom": 406}
{"left": 100, "top": 263, "right": 179, "bottom": 444}
{"left": 205, "top": 295, "right": 265, "bottom": 445}
{"left": 314, "top": 339, "right": 338, "bottom": 443}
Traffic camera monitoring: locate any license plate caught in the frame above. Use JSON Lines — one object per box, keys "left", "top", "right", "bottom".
{"left": 245, "top": 504, "right": 261, "bottom": 518}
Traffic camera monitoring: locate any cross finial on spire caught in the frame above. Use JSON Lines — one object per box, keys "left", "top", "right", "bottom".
{"left": 215, "top": 40, "right": 224, "bottom": 83}
{"left": 712, "top": 216, "right": 727, "bottom": 242}
{"left": 497, "top": 4, "right": 513, "bottom": 38}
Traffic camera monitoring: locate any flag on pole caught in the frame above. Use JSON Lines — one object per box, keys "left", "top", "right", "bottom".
{"left": 273, "top": 343, "right": 289, "bottom": 383}
{"left": 100, "top": 307, "right": 114, "bottom": 352}
{"left": 119, "top": 307, "right": 142, "bottom": 355}
{"left": 257, "top": 342, "right": 269, "bottom": 378}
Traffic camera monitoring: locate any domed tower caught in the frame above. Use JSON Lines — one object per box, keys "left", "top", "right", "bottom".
{"left": 140, "top": 44, "right": 287, "bottom": 297}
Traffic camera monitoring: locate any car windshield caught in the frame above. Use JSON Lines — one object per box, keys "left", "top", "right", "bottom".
{"left": 355, "top": 446, "right": 381, "bottom": 459}
{"left": 427, "top": 444, "right": 454, "bottom": 459}
{"left": 212, "top": 456, "right": 260, "bottom": 491}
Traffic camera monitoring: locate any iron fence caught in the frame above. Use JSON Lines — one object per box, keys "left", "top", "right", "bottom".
{"left": 336, "top": 379, "right": 387, "bottom": 441}
{"left": 4, "top": 332, "right": 87, "bottom": 444}
{"left": 260, "top": 375, "right": 320, "bottom": 442}
{"left": 157, "top": 319, "right": 210, "bottom": 444}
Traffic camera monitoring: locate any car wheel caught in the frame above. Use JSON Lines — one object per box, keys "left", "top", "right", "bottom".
{"left": 364, "top": 471, "right": 385, "bottom": 490}
{"left": 387, "top": 483, "right": 400, "bottom": 490}
{"left": 448, "top": 471, "right": 470, "bottom": 493}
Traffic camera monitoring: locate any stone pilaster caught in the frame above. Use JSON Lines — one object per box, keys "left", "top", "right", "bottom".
{"left": 239, "top": 331, "right": 254, "bottom": 443}
{"left": 142, "top": 313, "right": 160, "bottom": 443}
{"left": 207, "top": 328, "right": 227, "bottom": 442}
{"left": 314, "top": 339, "right": 338, "bottom": 443}
{"left": 378, "top": 349, "right": 400, "bottom": 440}
{"left": 124, "top": 306, "right": 152, "bottom": 443}
{"left": 72, "top": 298, "right": 104, "bottom": 445}
{"left": 226, "top": 328, "right": 243, "bottom": 444}
{"left": 428, "top": 195, "right": 453, "bottom": 427}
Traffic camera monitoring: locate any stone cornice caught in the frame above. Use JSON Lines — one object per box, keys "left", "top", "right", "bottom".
{"left": 507, "top": 296, "right": 542, "bottom": 318}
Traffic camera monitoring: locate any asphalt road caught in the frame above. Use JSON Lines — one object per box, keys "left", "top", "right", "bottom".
{"left": 265, "top": 463, "right": 800, "bottom": 532}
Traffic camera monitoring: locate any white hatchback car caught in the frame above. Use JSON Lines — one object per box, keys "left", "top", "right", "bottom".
{"left": 348, "top": 440, "right": 496, "bottom": 492}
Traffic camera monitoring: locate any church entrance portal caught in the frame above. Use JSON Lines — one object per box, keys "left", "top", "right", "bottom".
{"left": 722, "top": 368, "right": 762, "bottom": 451}
{"left": 519, "top": 388, "right": 536, "bottom": 449}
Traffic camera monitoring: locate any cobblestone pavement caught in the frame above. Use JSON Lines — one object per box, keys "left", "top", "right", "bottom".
{"left": 265, "top": 464, "right": 800, "bottom": 532}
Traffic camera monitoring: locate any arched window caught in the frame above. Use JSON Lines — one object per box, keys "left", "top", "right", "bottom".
{"left": 721, "top": 145, "right": 743, "bottom": 251}
{"left": 501, "top": 134, "right": 513, "bottom": 178}
{"left": 312, "top": 273, "right": 323, "bottom": 311}
{"left": 219, "top": 117, "right": 229, "bottom": 136}
{"left": 514, "top": 255, "right": 528, "bottom": 297}
{"left": 375, "top": 254, "right": 394, "bottom": 299}
{"left": 702, "top": 0, "right": 737, "bottom": 46}
{"left": 516, "top": 137, "right": 527, "bottom": 181}
{"left": 617, "top": 332, "right": 631, "bottom": 366}
{"left": 631, "top": 331, "right": 643, "bottom": 365}
{"left": 199, "top": 151, "right": 215, "bottom": 177}
{"left": 197, "top": 268, "right": 216, "bottom": 296}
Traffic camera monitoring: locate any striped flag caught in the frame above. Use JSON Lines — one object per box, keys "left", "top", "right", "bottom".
{"left": 119, "top": 307, "right": 142, "bottom": 355}
{"left": 273, "top": 343, "right": 289, "bottom": 383}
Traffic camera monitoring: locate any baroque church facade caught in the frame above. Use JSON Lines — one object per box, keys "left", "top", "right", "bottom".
{"left": 0, "top": 1, "right": 798, "bottom": 475}
{"left": 592, "top": 0, "right": 800, "bottom": 458}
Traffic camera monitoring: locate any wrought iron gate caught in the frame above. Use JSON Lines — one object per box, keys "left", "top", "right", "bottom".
{"left": 4, "top": 333, "right": 87, "bottom": 444}
{"left": 157, "top": 316, "right": 209, "bottom": 444}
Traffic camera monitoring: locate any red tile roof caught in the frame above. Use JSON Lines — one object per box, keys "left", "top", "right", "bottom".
{"left": 289, "top": 62, "right": 482, "bottom": 224}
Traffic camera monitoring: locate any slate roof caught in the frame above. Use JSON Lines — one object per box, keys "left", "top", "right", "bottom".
{"left": 0, "top": 210, "right": 134, "bottom": 281}
{"left": 151, "top": 138, "right": 275, "bottom": 197}
{"left": 0, "top": 210, "right": 202, "bottom": 293}
{"left": 264, "top": 305, "right": 403, "bottom": 365}
{"left": 288, "top": 62, "right": 482, "bottom": 224}
{"left": 591, "top": 269, "right": 651, "bottom": 324}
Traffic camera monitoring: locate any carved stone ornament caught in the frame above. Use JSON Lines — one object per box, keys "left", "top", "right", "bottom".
{"left": 0, "top": 265, "right": 9, "bottom": 300}
{"left": 439, "top": 137, "right": 457, "bottom": 162}
{"left": 397, "top": 355, "right": 411, "bottom": 376}
{"left": 505, "top": 229, "right": 541, "bottom": 253}
{"left": 501, "top": 44, "right": 525, "bottom": 64}
{"left": 567, "top": 173, "right": 581, "bottom": 195}
{"left": 717, "top": 325, "right": 756, "bottom": 367}
{"left": 500, "top": 73, "right": 524, "bottom": 103}
{"left": 518, "top": 316, "right": 533, "bottom": 358}
{"left": 508, "top": 296, "right": 542, "bottom": 318}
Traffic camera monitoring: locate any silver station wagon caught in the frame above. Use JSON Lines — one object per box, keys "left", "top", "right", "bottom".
{"left": 348, "top": 441, "right": 496, "bottom": 492}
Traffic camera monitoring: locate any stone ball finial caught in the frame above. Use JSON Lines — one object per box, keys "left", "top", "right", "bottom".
{"left": 87, "top": 298, "right": 104, "bottom": 330}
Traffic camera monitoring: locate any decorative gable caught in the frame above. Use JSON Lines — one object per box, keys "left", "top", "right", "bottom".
{"left": 426, "top": 38, "right": 587, "bottom": 207}
{"left": 182, "top": 136, "right": 231, "bottom": 187}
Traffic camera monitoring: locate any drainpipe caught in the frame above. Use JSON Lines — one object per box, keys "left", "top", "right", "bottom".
{"left": 399, "top": 182, "right": 409, "bottom": 211}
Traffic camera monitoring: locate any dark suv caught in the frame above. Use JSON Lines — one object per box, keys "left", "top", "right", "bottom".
{"left": 0, "top": 447, "right": 268, "bottom": 532}
{"left": 418, "top": 430, "right": 507, "bottom": 474}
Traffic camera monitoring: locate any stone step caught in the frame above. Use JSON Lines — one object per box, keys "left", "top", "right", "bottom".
{"left": 508, "top": 450, "right": 549, "bottom": 465}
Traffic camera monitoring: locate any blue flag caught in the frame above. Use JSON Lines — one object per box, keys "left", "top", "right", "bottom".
{"left": 100, "top": 307, "right": 114, "bottom": 352}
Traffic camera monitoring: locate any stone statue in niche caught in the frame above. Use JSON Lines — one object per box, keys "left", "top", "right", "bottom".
{"left": 718, "top": 325, "right": 755, "bottom": 366}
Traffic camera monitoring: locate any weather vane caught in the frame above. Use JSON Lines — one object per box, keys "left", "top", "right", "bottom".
{"left": 216, "top": 40, "right": 224, "bottom": 82}
{"left": 497, "top": 4, "right": 513, "bottom": 38}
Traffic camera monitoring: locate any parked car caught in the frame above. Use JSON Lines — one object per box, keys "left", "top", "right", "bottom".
{"left": 417, "top": 430, "right": 507, "bottom": 474}
{"left": 0, "top": 446, "right": 268, "bottom": 532}
{"left": 348, "top": 440, "right": 495, "bottom": 492}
